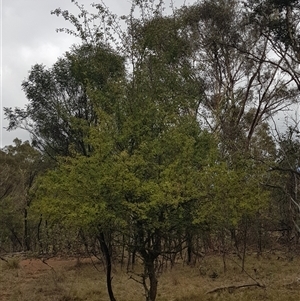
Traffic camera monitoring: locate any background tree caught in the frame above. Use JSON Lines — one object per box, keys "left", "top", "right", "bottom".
{"left": 0, "top": 139, "right": 44, "bottom": 252}
{"left": 194, "top": 156, "right": 271, "bottom": 271}
{"left": 4, "top": 44, "right": 125, "bottom": 159}
{"left": 246, "top": 0, "right": 300, "bottom": 89}
{"left": 182, "top": 0, "right": 297, "bottom": 152}
{"left": 268, "top": 123, "right": 300, "bottom": 245}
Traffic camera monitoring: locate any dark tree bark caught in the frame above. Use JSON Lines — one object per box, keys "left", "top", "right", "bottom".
{"left": 146, "top": 257, "right": 158, "bottom": 301}
{"left": 98, "top": 232, "right": 117, "bottom": 301}
{"left": 140, "top": 250, "right": 158, "bottom": 301}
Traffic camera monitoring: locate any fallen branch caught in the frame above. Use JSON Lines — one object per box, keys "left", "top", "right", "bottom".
{"left": 206, "top": 282, "right": 265, "bottom": 294}
{"left": 40, "top": 258, "right": 56, "bottom": 273}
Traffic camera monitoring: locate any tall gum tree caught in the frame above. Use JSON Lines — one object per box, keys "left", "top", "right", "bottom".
{"left": 176, "top": 0, "right": 298, "bottom": 155}
{"left": 245, "top": 0, "right": 300, "bottom": 239}
{"left": 245, "top": 0, "right": 300, "bottom": 89}
{"left": 268, "top": 123, "right": 300, "bottom": 241}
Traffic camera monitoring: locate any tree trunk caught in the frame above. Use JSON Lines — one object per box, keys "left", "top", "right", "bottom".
{"left": 186, "top": 232, "right": 194, "bottom": 265}
{"left": 145, "top": 257, "right": 158, "bottom": 301}
{"left": 98, "top": 232, "right": 117, "bottom": 301}
{"left": 24, "top": 207, "right": 30, "bottom": 251}
{"left": 241, "top": 218, "right": 248, "bottom": 272}
{"left": 37, "top": 215, "right": 43, "bottom": 252}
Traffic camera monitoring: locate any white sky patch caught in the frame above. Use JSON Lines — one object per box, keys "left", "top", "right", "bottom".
{"left": 20, "top": 43, "right": 68, "bottom": 66}
{"left": 1, "top": 0, "right": 81, "bottom": 148}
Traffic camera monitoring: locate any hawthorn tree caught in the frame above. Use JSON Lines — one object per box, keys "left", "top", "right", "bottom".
{"left": 31, "top": 9, "right": 214, "bottom": 298}
{"left": 27, "top": 4, "right": 213, "bottom": 301}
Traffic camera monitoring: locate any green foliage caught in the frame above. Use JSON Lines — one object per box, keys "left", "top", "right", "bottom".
{"left": 246, "top": 0, "right": 300, "bottom": 47}
{"left": 193, "top": 159, "right": 270, "bottom": 230}
{"left": 4, "top": 44, "right": 125, "bottom": 158}
{"left": 34, "top": 106, "right": 214, "bottom": 234}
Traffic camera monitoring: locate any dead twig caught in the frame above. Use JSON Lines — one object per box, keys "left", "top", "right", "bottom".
{"left": 128, "top": 273, "right": 145, "bottom": 286}
{"left": 206, "top": 282, "right": 265, "bottom": 294}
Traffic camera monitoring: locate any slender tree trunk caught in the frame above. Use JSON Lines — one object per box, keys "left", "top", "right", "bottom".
{"left": 121, "top": 234, "right": 125, "bottom": 269}
{"left": 257, "top": 215, "right": 262, "bottom": 256}
{"left": 24, "top": 207, "right": 30, "bottom": 251}
{"left": 241, "top": 218, "right": 248, "bottom": 272}
{"left": 186, "top": 232, "right": 193, "bottom": 265}
{"left": 230, "top": 228, "right": 240, "bottom": 258}
{"left": 98, "top": 232, "right": 117, "bottom": 301}
{"left": 221, "top": 230, "right": 227, "bottom": 273}
{"left": 132, "top": 248, "right": 136, "bottom": 267}
{"left": 126, "top": 249, "right": 131, "bottom": 272}
{"left": 37, "top": 215, "right": 43, "bottom": 252}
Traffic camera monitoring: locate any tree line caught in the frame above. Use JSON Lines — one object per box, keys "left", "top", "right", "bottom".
{"left": 2, "top": 1, "right": 300, "bottom": 300}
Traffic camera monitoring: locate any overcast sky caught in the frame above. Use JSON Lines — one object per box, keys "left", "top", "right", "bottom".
{"left": 0, "top": 0, "right": 143, "bottom": 148}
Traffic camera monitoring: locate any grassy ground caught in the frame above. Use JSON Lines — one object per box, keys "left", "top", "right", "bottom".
{"left": 0, "top": 252, "right": 300, "bottom": 301}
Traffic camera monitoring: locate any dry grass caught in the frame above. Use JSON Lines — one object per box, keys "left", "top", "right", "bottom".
{"left": 2, "top": 257, "right": 21, "bottom": 270}
{"left": 0, "top": 252, "right": 300, "bottom": 301}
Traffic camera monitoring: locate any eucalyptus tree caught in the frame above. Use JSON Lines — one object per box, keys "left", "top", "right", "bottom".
{"left": 236, "top": 0, "right": 300, "bottom": 249}
{"left": 245, "top": 0, "right": 300, "bottom": 89}
{"left": 176, "top": 0, "right": 298, "bottom": 157}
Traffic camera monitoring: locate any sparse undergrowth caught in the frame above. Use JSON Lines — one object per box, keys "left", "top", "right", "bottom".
{"left": 2, "top": 257, "right": 21, "bottom": 270}
{"left": 0, "top": 252, "right": 300, "bottom": 301}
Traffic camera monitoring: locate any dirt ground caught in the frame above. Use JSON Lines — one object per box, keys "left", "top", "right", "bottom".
{"left": 19, "top": 256, "right": 86, "bottom": 273}
{"left": 1, "top": 253, "right": 300, "bottom": 301}
{"left": 0, "top": 256, "right": 103, "bottom": 301}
